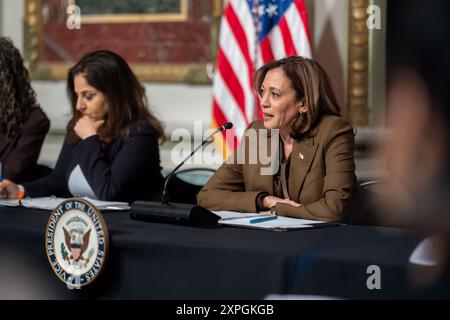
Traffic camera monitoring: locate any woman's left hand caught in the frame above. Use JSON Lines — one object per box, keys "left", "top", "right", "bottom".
{"left": 74, "top": 116, "right": 105, "bottom": 140}
{"left": 262, "top": 195, "right": 301, "bottom": 210}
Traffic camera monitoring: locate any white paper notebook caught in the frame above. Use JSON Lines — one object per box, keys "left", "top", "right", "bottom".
{"left": 213, "top": 210, "right": 261, "bottom": 220}
{"left": 0, "top": 199, "right": 21, "bottom": 207}
{"left": 0, "top": 196, "right": 129, "bottom": 211}
{"left": 214, "top": 210, "right": 332, "bottom": 231}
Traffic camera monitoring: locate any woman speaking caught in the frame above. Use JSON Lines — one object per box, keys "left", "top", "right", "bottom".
{"left": 198, "top": 56, "right": 356, "bottom": 221}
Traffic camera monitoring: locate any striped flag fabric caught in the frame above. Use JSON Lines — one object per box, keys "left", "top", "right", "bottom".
{"left": 211, "top": 0, "right": 312, "bottom": 157}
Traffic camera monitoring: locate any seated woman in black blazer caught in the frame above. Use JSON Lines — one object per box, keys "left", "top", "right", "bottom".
{"left": 0, "top": 50, "right": 164, "bottom": 202}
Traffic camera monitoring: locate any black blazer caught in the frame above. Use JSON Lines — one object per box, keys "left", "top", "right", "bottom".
{"left": 0, "top": 108, "right": 50, "bottom": 183}
{"left": 23, "top": 120, "right": 164, "bottom": 202}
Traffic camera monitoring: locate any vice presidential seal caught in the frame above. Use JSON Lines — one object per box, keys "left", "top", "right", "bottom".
{"left": 45, "top": 198, "right": 109, "bottom": 288}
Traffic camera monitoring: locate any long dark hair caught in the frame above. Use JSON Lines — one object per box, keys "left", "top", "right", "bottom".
{"left": 0, "top": 37, "right": 41, "bottom": 140}
{"left": 66, "top": 50, "right": 164, "bottom": 143}
{"left": 253, "top": 56, "right": 341, "bottom": 139}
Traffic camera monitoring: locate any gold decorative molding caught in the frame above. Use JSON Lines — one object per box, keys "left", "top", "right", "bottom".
{"left": 211, "top": 0, "right": 224, "bottom": 63}
{"left": 347, "top": 0, "right": 370, "bottom": 126}
{"left": 33, "top": 62, "right": 211, "bottom": 83}
{"left": 23, "top": 0, "right": 220, "bottom": 84}
{"left": 213, "top": 0, "right": 224, "bottom": 17}
{"left": 24, "top": 0, "right": 42, "bottom": 72}
{"left": 68, "top": 0, "right": 189, "bottom": 24}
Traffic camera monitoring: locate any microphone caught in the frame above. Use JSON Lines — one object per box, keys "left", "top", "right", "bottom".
{"left": 161, "top": 122, "right": 233, "bottom": 205}
{"left": 130, "top": 122, "right": 233, "bottom": 227}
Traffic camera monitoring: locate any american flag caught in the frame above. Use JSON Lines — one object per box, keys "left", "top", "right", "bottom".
{"left": 212, "top": 0, "right": 312, "bottom": 156}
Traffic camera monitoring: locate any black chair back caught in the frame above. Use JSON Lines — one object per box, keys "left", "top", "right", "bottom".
{"left": 165, "top": 168, "right": 216, "bottom": 205}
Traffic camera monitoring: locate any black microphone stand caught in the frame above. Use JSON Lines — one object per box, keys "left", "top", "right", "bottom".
{"left": 161, "top": 126, "right": 223, "bottom": 205}
{"left": 130, "top": 123, "right": 232, "bottom": 227}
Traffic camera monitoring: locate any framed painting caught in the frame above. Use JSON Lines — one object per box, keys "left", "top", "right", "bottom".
{"left": 24, "top": 0, "right": 223, "bottom": 83}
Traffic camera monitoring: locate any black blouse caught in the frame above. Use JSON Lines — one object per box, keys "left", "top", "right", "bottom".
{"left": 23, "top": 120, "right": 164, "bottom": 203}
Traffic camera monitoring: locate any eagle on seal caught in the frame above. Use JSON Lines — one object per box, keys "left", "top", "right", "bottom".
{"left": 63, "top": 227, "right": 91, "bottom": 262}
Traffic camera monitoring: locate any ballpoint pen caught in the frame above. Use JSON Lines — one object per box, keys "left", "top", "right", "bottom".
{"left": 249, "top": 213, "right": 278, "bottom": 224}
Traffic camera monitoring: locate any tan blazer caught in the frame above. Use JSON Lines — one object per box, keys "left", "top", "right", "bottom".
{"left": 197, "top": 115, "right": 356, "bottom": 221}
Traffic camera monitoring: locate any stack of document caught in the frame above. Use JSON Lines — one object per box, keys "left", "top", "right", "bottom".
{"left": 0, "top": 199, "right": 21, "bottom": 207}
{"left": 0, "top": 197, "right": 129, "bottom": 211}
{"left": 213, "top": 210, "right": 335, "bottom": 231}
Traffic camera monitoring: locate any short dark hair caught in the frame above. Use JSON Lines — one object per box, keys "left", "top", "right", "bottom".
{"left": 66, "top": 50, "right": 164, "bottom": 144}
{"left": 253, "top": 56, "right": 341, "bottom": 139}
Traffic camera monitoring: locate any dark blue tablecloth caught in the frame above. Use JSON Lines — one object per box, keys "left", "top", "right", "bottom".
{"left": 0, "top": 206, "right": 447, "bottom": 299}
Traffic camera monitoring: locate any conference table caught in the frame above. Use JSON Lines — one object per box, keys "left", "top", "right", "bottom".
{"left": 0, "top": 206, "right": 446, "bottom": 299}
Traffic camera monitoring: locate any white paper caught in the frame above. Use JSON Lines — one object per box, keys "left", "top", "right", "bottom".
{"left": 213, "top": 210, "right": 261, "bottom": 220}
{"left": 218, "top": 213, "right": 327, "bottom": 230}
{"left": 20, "top": 196, "right": 129, "bottom": 211}
{"left": 20, "top": 197, "right": 65, "bottom": 210}
{"left": 82, "top": 197, "right": 130, "bottom": 210}
{"left": 0, "top": 199, "right": 21, "bottom": 207}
